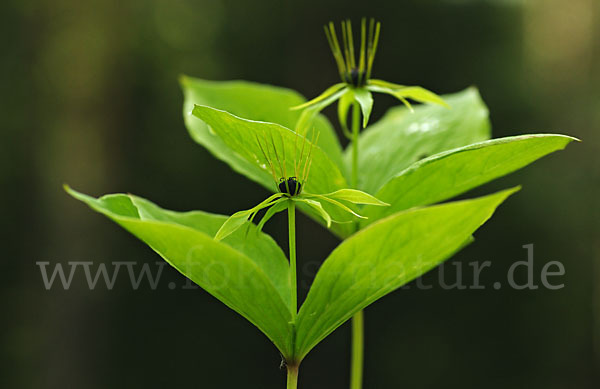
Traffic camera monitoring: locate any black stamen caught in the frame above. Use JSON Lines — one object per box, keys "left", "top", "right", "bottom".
{"left": 348, "top": 67, "right": 367, "bottom": 87}
{"left": 278, "top": 177, "right": 302, "bottom": 196}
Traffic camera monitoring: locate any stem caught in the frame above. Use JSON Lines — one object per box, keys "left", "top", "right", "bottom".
{"left": 286, "top": 364, "right": 299, "bottom": 389}
{"left": 287, "top": 201, "right": 300, "bottom": 389}
{"left": 350, "top": 310, "right": 364, "bottom": 389}
{"left": 351, "top": 101, "right": 360, "bottom": 188}
{"left": 349, "top": 101, "right": 364, "bottom": 389}
{"left": 288, "top": 200, "right": 297, "bottom": 320}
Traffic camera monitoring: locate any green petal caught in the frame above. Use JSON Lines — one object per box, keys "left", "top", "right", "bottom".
{"left": 290, "top": 83, "right": 346, "bottom": 111}
{"left": 337, "top": 88, "right": 355, "bottom": 138}
{"left": 368, "top": 81, "right": 449, "bottom": 108}
{"left": 353, "top": 87, "right": 374, "bottom": 127}
{"left": 320, "top": 188, "right": 388, "bottom": 206}
{"left": 215, "top": 193, "right": 284, "bottom": 241}
{"left": 295, "top": 198, "right": 332, "bottom": 228}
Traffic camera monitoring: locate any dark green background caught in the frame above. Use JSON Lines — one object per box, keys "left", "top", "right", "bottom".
{"left": 2, "top": 0, "right": 598, "bottom": 387}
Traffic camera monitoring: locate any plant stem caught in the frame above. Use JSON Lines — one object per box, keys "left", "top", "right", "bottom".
{"left": 288, "top": 200, "right": 297, "bottom": 321}
{"left": 349, "top": 101, "right": 364, "bottom": 389}
{"left": 351, "top": 101, "right": 360, "bottom": 188}
{"left": 350, "top": 310, "right": 364, "bottom": 389}
{"left": 286, "top": 364, "right": 299, "bottom": 389}
{"left": 287, "top": 200, "right": 300, "bottom": 388}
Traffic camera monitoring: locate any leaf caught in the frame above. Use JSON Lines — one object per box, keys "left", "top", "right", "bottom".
{"left": 362, "top": 134, "right": 577, "bottom": 225}
{"left": 347, "top": 87, "right": 491, "bottom": 194}
{"left": 353, "top": 87, "right": 374, "bottom": 127}
{"left": 65, "top": 186, "right": 294, "bottom": 357}
{"left": 321, "top": 188, "right": 389, "bottom": 206}
{"left": 191, "top": 105, "right": 355, "bottom": 238}
{"left": 294, "top": 187, "right": 519, "bottom": 360}
{"left": 180, "top": 76, "right": 345, "bottom": 179}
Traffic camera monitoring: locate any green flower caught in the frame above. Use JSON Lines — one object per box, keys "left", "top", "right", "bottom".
{"left": 292, "top": 18, "right": 449, "bottom": 138}
{"left": 214, "top": 131, "right": 388, "bottom": 241}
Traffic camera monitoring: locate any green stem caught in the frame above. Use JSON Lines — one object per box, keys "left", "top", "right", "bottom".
{"left": 351, "top": 101, "right": 360, "bottom": 188}
{"left": 287, "top": 200, "right": 300, "bottom": 388}
{"left": 350, "top": 310, "right": 364, "bottom": 389}
{"left": 288, "top": 200, "right": 297, "bottom": 321}
{"left": 349, "top": 101, "right": 364, "bottom": 389}
{"left": 286, "top": 364, "right": 299, "bottom": 389}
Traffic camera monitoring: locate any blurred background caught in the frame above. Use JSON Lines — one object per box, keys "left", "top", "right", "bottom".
{"left": 1, "top": 0, "right": 598, "bottom": 387}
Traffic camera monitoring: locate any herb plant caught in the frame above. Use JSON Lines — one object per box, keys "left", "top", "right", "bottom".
{"left": 66, "top": 18, "right": 575, "bottom": 389}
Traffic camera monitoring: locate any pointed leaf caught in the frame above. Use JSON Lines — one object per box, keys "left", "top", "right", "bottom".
{"left": 66, "top": 186, "right": 294, "bottom": 357}
{"left": 191, "top": 105, "right": 355, "bottom": 238}
{"left": 362, "top": 134, "right": 576, "bottom": 225}
{"left": 348, "top": 87, "right": 491, "bottom": 193}
{"left": 295, "top": 187, "right": 519, "bottom": 360}
{"left": 180, "top": 76, "right": 345, "bottom": 178}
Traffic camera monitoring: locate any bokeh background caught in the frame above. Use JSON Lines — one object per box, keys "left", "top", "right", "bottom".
{"left": 2, "top": 0, "right": 598, "bottom": 387}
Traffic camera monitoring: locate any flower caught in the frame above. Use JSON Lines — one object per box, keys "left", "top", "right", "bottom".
{"left": 292, "top": 18, "right": 450, "bottom": 138}
{"left": 214, "top": 131, "right": 388, "bottom": 241}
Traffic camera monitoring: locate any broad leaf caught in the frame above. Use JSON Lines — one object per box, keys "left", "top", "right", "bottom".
{"left": 180, "top": 76, "right": 346, "bottom": 178}
{"left": 347, "top": 87, "right": 491, "bottom": 194}
{"left": 295, "top": 187, "right": 518, "bottom": 360}
{"left": 191, "top": 105, "right": 355, "bottom": 238}
{"left": 66, "top": 186, "right": 294, "bottom": 357}
{"left": 362, "top": 134, "right": 576, "bottom": 225}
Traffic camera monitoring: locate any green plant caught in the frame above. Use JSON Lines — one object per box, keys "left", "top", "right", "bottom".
{"left": 66, "top": 19, "right": 575, "bottom": 389}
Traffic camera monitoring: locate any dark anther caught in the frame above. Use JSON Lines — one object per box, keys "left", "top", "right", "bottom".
{"left": 347, "top": 68, "right": 366, "bottom": 87}
{"left": 278, "top": 177, "right": 302, "bottom": 196}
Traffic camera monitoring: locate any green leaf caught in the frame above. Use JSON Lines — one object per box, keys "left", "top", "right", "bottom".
{"left": 353, "top": 87, "right": 373, "bottom": 127}
{"left": 180, "top": 76, "right": 345, "bottom": 179}
{"left": 65, "top": 186, "right": 294, "bottom": 357}
{"left": 295, "top": 187, "right": 519, "bottom": 360}
{"left": 362, "top": 134, "right": 576, "bottom": 225}
{"left": 348, "top": 87, "right": 491, "bottom": 194}
{"left": 191, "top": 105, "right": 355, "bottom": 238}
